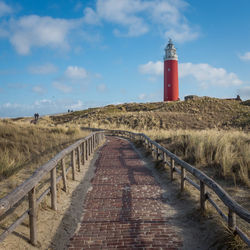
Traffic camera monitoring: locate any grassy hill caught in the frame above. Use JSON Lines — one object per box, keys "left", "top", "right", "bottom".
{"left": 1, "top": 97, "right": 249, "bottom": 246}
{"left": 49, "top": 97, "right": 250, "bottom": 190}
{"left": 50, "top": 97, "right": 250, "bottom": 131}
{"left": 2, "top": 97, "right": 249, "bottom": 197}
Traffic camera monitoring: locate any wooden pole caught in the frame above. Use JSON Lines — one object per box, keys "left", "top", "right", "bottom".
{"left": 93, "top": 134, "right": 96, "bottom": 149}
{"left": 61, "top": 158, "right": 67, "bottom": 192}
{"left": 156, "top": 147, "right": 159, "bottom": 160}
{"left": 77, "top": 146, "right": 81, "bottom": 172}
{"left": 28, "top": 187, "right": 37, "bottom": 246}
{"left": 228, "top": 209, "right": 236, "bottom": 231}
{"left": 82, "top": 142, "right": 85, "bottom": 166}
{"left": 200, "top": 181, "right": 206, "bottom": 213}
{"left": 163, "top": 152, "right": 167, "bottom": 169}
{"left": 89, "top": 138, "right": 91, "bottom": 155}
{"left": 50, "top": 167, "right": 57, "bottom": 211}
{"left": 88, "top": 138, "right": 91, "bottom": 156}
{"left": 71, "top": 150, "right": 76, "bottom": 180}
{"left": 85, "top": 140, "right": 88, "bottom": 161}
{"left": 181, "top": 166, "right": 186, "bottom": 192}
{"left": 171, "top": 158, "right": 174, "bottom": 181}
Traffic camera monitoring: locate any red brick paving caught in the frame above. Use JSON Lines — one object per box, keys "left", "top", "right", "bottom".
{"left": 68, "top": 137, "right": 182, "bottom": 249}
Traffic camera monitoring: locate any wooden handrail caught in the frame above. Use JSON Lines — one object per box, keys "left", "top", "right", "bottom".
{"left": 0, "top": 131, "right": 105, "bottom": 245}
{"left": 1, "top": 128, "right": 249, "bottom": 247}
{"left": 0, "top": 133, "right": 94, "bottom": 216}
{"left": 105, "top": 129, "right": 250, "bottom": 246}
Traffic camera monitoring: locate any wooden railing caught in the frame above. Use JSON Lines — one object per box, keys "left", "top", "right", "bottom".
{"left": 107, "top": 129, "right": 250, "bottom": 247}
{"left": 0, "top": 129, "right": 249, "bottom": 247}
{"left": 0, "top": 131, "right": 105, "bottom": 246}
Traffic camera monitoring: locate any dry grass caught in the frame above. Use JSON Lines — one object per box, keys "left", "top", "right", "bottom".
{"left": 50, "top": 97, "right": 250, "bottom": 131}
{"left": 0, "top": 118, "right": 89, "bottom": 183}
{"left": 142, "top": 129, "right": 250, "bottom": 187}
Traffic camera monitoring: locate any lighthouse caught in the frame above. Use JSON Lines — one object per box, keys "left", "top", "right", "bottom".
{"left": 164, "top": 39, "right": 179, "bottom": 101}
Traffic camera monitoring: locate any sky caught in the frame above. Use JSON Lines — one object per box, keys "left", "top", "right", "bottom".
{"left": 0, "top": 0, "right": 250, "bottom": 117}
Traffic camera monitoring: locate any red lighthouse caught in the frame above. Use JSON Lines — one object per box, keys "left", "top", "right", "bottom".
{"left": 164, "top": 39, "right": 179, "bottom": 101}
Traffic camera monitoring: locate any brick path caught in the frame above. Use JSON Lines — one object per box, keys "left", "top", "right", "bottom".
{"left": 68, "top": 137, "right": 182, "bottom": 249}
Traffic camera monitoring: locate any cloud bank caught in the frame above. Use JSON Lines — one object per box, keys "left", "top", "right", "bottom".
{"left": 83, "top": 0, "right": 199, "bottom": 42}
{"left": 0, "top": 0, "right": 199, "bottom": 55}
{"left": 138, "top": 61, "right": 243, "bottom": 87}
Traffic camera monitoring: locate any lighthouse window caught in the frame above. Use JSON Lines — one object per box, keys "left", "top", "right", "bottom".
{"left": 168, "top": 68, "right": 171, "bottom": 71}
{"left": 168, "top": 84, "right": 171, "bottom": 87}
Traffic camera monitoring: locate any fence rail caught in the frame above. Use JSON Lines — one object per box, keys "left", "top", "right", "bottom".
{"left": 0, "top": 129, "right": 249, "bottom": 247}
{"left": 0, "top": 131, "right": 105, "bottom": 245}
{"left": 107, "top": 129, "right": 250, "bottom": 247}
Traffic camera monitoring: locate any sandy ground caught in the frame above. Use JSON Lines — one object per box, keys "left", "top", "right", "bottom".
{"left": 0, "top": 137, "right": 247, "bottom": 249}
{"left": 0, "top": 143, "right": 103, "bottom": 250}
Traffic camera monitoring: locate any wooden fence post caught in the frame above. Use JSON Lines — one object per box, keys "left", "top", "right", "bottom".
{"left": 50, "top": 167, "right": 57, "bottom": 211}
{"left": 77, "top": 146, "right": 81, "bottom": 172}
{"left": 61, "top": 158, "right": 67, "bottom": 192}
{"left": 151, "top": 144, "right": 154, "bottom": 158}
{"left": 82, "top": 142, "right": 85, "bottom": 166}
{"left": 28, "top": 187, "right": 37, "bottom": 246}
{"left": 170, "top": 158, "right": 174, "bottom": 181}
{"left": 181, "top": 166, "right": 186, "bottom": 192}
{"left": 90, "top": 137, "right": 92, "bottom": 154}
{"left": 163, "top": 152, "right": 167, "bottom": 169}
{"left": 228, "top": 209, "right": 236, "bottom": 231}
{"left": 88, "top": 139, "right": 91, "bottom": 156}
{"left": 156, "top": 147, "right": 159, "bottom": 160}
{"left": 85, "top": 140, "right": 88, "bottom": 161}
{"left": 200, "top": 181, "right": 206, "bottom": 213}
{"left": 71, "top": 150, "right": 76, "bottom": 180}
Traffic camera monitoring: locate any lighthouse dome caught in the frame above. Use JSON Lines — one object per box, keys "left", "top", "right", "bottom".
{"left": 164, "top": 39, "right": 178, "bottom": 60}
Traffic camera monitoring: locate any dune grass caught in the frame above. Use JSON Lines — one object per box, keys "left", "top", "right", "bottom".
{"left": 141, "top": 129, "right": 250, "bottom": 187}
{"left": 0, "top": 119, "right": 89, "bottom": 180}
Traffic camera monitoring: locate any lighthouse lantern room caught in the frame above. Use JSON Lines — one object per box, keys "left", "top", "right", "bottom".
{"left": 164, "top": 39, "right": 179, "bottom": 101}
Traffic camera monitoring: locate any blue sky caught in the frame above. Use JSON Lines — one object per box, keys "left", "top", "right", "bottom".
{"left": 0, "top": 0, "right": 250, "bottom": 117}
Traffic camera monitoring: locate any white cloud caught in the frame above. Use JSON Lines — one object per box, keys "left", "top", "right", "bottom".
{"left": 239, "top": 52, "right": 250, "bottom": 61}
{"left": 139, "top": 61, "right": 163, "bottom": 75}
{"left": 0, "top": 99, "right": 87, "bottom": 117}
{"left": 139, "top": 60, "right": 243, "bottom": 87}
{"left": 3, "top": 102, "right": 18, "bottom": 108}
{"left": 164, "top": 24, "right": 199, "bottom": 43}
{"left": 238, "top": 86, "right": 250, "bottom": 99}
{"left": 34, "top": 99, "right": 52, "bottom": 106}
{"left": 96, "top": 0, "right": 148, "bottom": 37}
{"left": 69, "top": 100, "right": 84, "bottom": 110}
{"left": 29, "top": 63, "right": 57, "bottom": 74}
{"left": 0, "top": 1, "right": 13, "bottom": 17}
{"left": 97, "top": 83, "right": 107, "bottom": 92}
{"left": 53, "top": 81, "right": 72, "bottom": 93}
{"left": 52, "top": 66, "right": 89, "bottom": 93}
{"left": 83, "top": 7, "right": 101, "bottom": 25}
{"left": 84, "top": 0, "right": 198, "bottom": 41}
{"left": 65, "top": 66, "right": 87, "bottom": 80}
{"left": 179, "top": 63, "right": 243, "bottom": 86}
{"left": 32, "top": 86, "right": 46, "bottom": 94}
{"left": 138, "top": 93, "right": 146, "bottom": 100}
{"left": 7, "top": 15, "right": 79, "bottom": 55}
